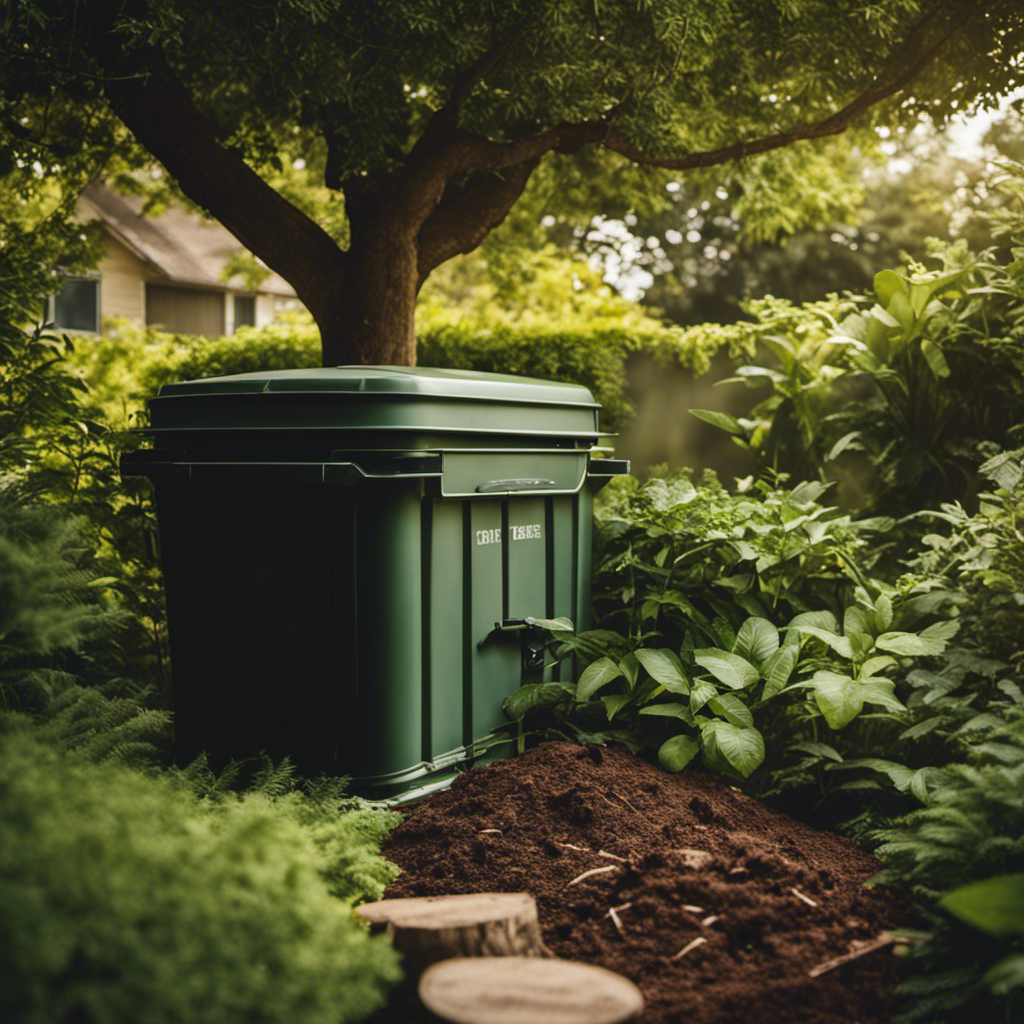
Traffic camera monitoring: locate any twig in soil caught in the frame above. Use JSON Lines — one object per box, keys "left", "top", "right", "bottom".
{"left": 808, "top": 933, "right": 897, "bottom": 977}
{"left": 607, "top": 790, "right": 641, "bottom": 815}
{"left": 607, "top": 903, "right": 632, "bottom": 938}
{"left": 681, "top": 905, "right": 705, "bottom": 914}
{"left": 477, "top": 829, "right": 503, "bottom": 835}
{"left": 555, "top": 842, "right": 588, "bottom": 852}
{"left": 566, "top": 865, "right": 620, "bottom": 887}
{"left": 670, "top": 936, "right": 707, "bottom": 960}
{"left": 791, "top": 887, "right": 819, "bottom": 907}
{"left": 700, "top": 915, "right": 720, "bottom": 927}
{"left": 598, "top": 850, "right": 627, "bottom": 862}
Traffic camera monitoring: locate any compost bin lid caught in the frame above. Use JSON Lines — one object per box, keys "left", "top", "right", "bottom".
{"left": 146, "top": 366, "right": 604, "bottom": 439}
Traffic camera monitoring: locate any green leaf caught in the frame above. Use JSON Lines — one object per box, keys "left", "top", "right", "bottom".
{"left": 870, "top": 303, "right": 901, "bottom": 329}
{"left": 886, "top": 290, "right": 915, "bottom": 332}
{"left": 873, "top": 269, "right": 908, "bottom": 305}
{"left": 503, "top": 682, "right": 573, "bottom": 720}
{"left": 602, "top": 693, "right": 633, "bottom": 721}
{"left": 645, "top": 477, "right": 697, "bottom": 510}
{"left": 639, "top": 703, "right": 694, "bottom": 725}
{"left": 707, "top": 694, "right": 754, "bottom": 728}
{"left": 796, "top": 626, "right": 854, "bottom": 659}
{"left": 858, "top": 679, "right": 905, "bottom": 714}
{"left": 689, "top": 408, "right": 744, "bottom": 435}
{"left": 658, "top": 734, "right": 701, "bottom": 772}
{"left": 920, "top": 339, "right": 950, "bottom": 379}
{"left": 732, "top": 617, "right": 779, "bottom": 667}
{"left": 826, "top": 430, "right": 862, "bottom": 461}
{"left": 984, "top": 953, "right": 1024, "bottom": 996}
{"left": 860, "top": 655, "right": 897, "bottom": 677}
{"left": 919, "top": 620, "right": 960, "bottom": 648}
{"left": 875, "top": 625, "right": 955, "bottom": 657}
{"left": 761, "top": 644, "right": 799, "bottom": 698}
{"left": 843, "top": 605, "right": 873, "bottom": 638}
{"left": 634, "top": 648, "right": 689, "bottom": 694}
{"left": 576, "top": 657, "right": 624, "bottom": 701}
{"left": 701, "top": 721, "right": 765, "bottom": 777}
{"left": 788, "top": 610, "right": 840, "bottom": 633}
{"left": 692, "top": 649, "right": 760, "bottom": 690}
{"left": 790, "top": 740, "right": 843, "bottom": 762}
{"left": 873, "top": 594, "right": 893, "bottom": 631}
{"left": 941, "top": 875, "right": 1024, "bottom": 937}
{"left": 828, "top": 757, "right": 922, "bottom": 792}
{"left": 619, "top": 652, "right": 640, "bottom": 690}
{"left": 526, "top": 616, "right": 574, "bottom": 632}
{"left": 806, "top": 671, "right": 862, "bottom": 729}
{"left": 689, "top": 680, "right": 718, "bottom": 714}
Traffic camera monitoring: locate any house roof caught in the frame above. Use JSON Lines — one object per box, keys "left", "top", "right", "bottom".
{"left": 79, "top": 184, "right": 298, "bottom": 298}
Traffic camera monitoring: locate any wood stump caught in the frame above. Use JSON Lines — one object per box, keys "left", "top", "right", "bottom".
{"left": 419, "top": 956, "right": 645, "bottom": 1024}
{"left": 354, "top": 893, "right": 552, "bottom": 975}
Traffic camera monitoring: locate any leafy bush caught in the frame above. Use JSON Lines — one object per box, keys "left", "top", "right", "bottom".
{"left": 872, "top": 710, "right": 1024, "bottom": 1023}
{"left": 0, "top": 699, "right": 402, "bottom": 1024}
{"left": 704, "top": 238, "right": 1024, "bottom": 519}
{"left": 504, "top": 469, "right": 960, "bottom": 814}
{"left": 0, "top": 497, "right": 130, "bottom": 711}
{"left": 418, "top": 319, "right": 751, "bottom": 433}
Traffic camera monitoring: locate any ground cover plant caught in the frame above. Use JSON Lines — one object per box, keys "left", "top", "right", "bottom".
{"left": 0, "top": 693, "right": 403, "bottom": 1024}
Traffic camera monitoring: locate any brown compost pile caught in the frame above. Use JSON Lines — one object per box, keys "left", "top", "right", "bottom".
{"left": 371, "top": 741, "right": 906, "bottom": 1024}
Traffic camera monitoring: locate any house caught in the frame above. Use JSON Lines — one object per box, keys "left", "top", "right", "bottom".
{"left": 47, "top": 184, "right": 303, "bottom": 336}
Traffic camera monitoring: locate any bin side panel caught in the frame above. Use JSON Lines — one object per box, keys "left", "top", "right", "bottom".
{"left": 425, "top": 499, "right": 464, "bottom": 758}
{"left": 549, "top": 496, "right": 578, "bottom": 682}
{"left": 506, "top": 497, "right": 548, "bottom": 622}
{"left": 575, "top": 490, "right": 594, "bottom": 633}
{"left": 161, "top": 483, "right": 351, "bottom": 775}
{"left": 468, "top": 500, "right": 516, "bottom": 742}
{"left": 354, "top": 485, "right": 424, "bottom": 776}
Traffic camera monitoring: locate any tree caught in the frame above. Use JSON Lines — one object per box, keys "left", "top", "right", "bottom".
{"left": 3, "top": 0, "right": 1024, "bottom": 366}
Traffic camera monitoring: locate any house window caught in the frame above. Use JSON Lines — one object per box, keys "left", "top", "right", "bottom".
{"left": 48, "top": 278, "right": 100, "bottom": 332}
{"left": 146, "top": 284, "right": 225, "bottom": 337}
{"left": 233, "top": 295, "right": 256, "bottom": 332}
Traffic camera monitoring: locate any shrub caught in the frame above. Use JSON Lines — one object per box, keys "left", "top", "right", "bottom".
{"left": 419, "top": 319, "right": 751, "bottom": 433}
{"left": 872, "top": 709, "right": 1024, "bottom": 1024}
{"left": 0, "top": 712, "right": 402, "bottom": 1024}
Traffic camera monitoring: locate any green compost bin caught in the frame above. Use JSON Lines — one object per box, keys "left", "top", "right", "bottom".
{"left": 121, "top": 366, "right": 628, "bottom": 801}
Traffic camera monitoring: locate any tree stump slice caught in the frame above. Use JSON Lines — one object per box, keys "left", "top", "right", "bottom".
{"left": 419, "top": 956, "right": 645, "bottom": 1024}
{"left": 354, "top": 893, "right": 551, "bottom": 975}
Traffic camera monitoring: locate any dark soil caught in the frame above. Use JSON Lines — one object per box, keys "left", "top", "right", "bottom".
{"left": 372, "top": 742, "right": 906, "bottom": 1024}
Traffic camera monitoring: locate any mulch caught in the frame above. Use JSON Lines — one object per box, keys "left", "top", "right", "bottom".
{"left": 368, "top": 741, "right": 907, "bottom": 1024}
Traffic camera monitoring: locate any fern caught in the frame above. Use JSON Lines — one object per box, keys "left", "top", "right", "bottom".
{"left": 874, "top": 710, "right": 1024, "bottom": 1021}
{"left": 0, "top": 724, "right": 402, "bottom": 1024}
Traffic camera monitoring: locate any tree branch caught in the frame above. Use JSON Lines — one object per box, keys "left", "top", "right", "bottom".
{"left": 441, "top": 3, "right": 964, "bottom": 177}
{"left": 415, "top": 158, "right": 540, "bottom": 284}
{"left": 444, "top": 28, "right": 526, "bottom": 122}
{"left": 100, "top": 47, "right": 347, "bottom": 322}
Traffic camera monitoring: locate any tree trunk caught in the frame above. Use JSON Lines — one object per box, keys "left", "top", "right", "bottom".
{"left": 315, "top": 231, "right": 420, "bottom": 367}
{"left": 354, "top": 893, "right": 552, "bottom": 975}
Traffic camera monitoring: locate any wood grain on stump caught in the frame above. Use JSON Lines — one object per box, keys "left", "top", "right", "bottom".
{"left": 354, "top": 893, "right": 551, "bottom": 975}
{"left": 419, "top": 956, "right": 645, "bottom": 1024}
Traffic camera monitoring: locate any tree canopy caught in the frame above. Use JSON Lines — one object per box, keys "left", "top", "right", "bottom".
{"left": 3, "top": 0, "right": 1024, "bottom": 365}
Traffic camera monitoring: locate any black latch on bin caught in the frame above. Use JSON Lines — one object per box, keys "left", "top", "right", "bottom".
{"left": 477, "top": 618, "right": 549, "bottom": 682}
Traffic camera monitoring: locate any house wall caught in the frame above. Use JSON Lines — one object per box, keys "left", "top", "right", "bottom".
{"left": 256, "top": 294, "right": 277, "bottom": 328}
{"left": 97, "top": 234, "right": 145, "bottom": 323}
